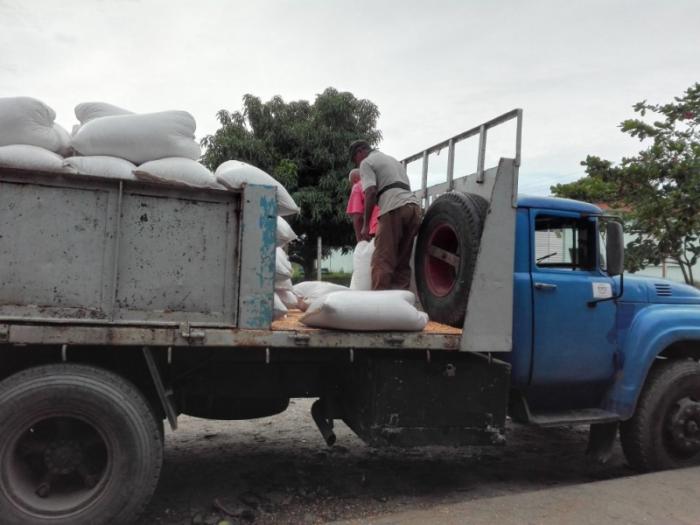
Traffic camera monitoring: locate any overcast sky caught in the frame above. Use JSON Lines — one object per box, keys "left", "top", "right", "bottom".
{"left": 1, "top": 0, "right": 698, "bottom": 194}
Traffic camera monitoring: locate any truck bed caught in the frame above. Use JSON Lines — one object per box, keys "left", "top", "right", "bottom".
{"left": 0, "top": 167, "right": 463, "bottom": 352}
{"left": 2, "top": 312, "right": 463, "bottom": 351}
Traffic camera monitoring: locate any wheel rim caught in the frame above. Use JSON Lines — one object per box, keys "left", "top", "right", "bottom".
{"left": 2, "top": 415, "right": 111, "bottom": 519}
{"left": 664, "top": 396, "right": 700, "bottom": 459}
{"left": 424, "top": 223, "right": 460, "bottom": 297}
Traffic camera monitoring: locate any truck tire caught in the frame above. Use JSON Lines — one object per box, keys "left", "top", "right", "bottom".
{"left": 620, "top": 359, "right": 700, "bottom": 472}
{"left": 414, "top": 192, "right": 487, "bottom": 327}
{"left": 0, "top": 363, "right": 163, "bottom": 525}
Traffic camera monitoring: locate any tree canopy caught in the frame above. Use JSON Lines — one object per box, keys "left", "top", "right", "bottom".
{"left": 201, "top": 88, "right": 381, "bottom": 276}
{"left": 552, "top": 83, "right": 700, "bottom": 285}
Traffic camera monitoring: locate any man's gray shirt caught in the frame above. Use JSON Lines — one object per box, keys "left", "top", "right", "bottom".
{"left": 359, "top": 150, "right": 419, "bottom": 216}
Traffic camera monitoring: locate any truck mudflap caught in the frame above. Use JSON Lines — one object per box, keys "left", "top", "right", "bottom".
{"left": 339, "top": 351, "right": 510, "bottom": 447}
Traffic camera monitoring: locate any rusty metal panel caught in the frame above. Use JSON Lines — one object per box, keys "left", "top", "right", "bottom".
{"left": 237, "top": 184, "right": 277, "bottom": 329}
{"left": 0, "top": 176, "right": 118, "bottom": 319}
{"left": 0, "top": 169, "right": 242, "bottom": 326}
{"left": 114, "top": 188, "right": 238, "bottom": 324}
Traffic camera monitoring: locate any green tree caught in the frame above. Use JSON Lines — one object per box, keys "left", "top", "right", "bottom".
{"left": 552, "top": 83, "right": 700, "bottom": 285}
{"left": 201, "top": 88, "right": 381, "bottom": 277}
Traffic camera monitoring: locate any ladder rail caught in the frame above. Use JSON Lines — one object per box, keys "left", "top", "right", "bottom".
{"left": 402, "top": 108, "right": 523, "bottom": 208}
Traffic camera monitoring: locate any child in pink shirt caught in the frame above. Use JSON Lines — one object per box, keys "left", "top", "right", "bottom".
{"left": 346, "top": 169, "right": 380, "bottom": 243}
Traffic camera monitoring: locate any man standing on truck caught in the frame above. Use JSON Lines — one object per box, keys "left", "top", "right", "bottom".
{"left": 349, "top": 140, "right": 421, "bottom": 290}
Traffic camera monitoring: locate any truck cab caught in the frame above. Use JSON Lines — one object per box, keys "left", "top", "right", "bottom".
{"left": 508, "top": 196, "right": 700, "bottom": 431}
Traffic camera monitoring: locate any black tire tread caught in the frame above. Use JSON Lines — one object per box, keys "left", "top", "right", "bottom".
{"left": 415, "top": 191, "right": 486, "bottom": 327}
{"left": 0, "top": 363, "right": 163, "bottom": 525}
{"left": 620, "top": 359, "right": 700, "bottom": 472}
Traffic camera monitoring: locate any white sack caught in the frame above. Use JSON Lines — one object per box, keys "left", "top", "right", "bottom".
{"left": 273, "top": 293, "right": 288, "bottom": 320}
{"left": 275, "top": 277, "right": 293, "bottom": 292}
{"left": 0, "top": 145, "right": 75, "bottom": 173}
{"left": 277, "top": 217, "right": 297, "bottom": 247}
{"left": 301, "top": 290, "right": 427, "bottom": 331}
{"left": 133, "top": 158, "right": 221, "bottom": 189}
{"left": 75, "top": 102, "right": 133, "bottom": 124}
{"left": 292, "top": 281, "right": 349, "bottom": 312}
{"left": 53, "top": 123, "right": 72, "bottom": 156}
{"left": 275, "top": 248, "right": 293, "bottom": 279}
{"left": 349, "top": 240, "right": 375, "bottom": 291}
{"left": 63, "top": 156, "right": 137, "bottom": 180}
{"left": 0, "top": 97, "right": 66, "bottom": 153}
{"left": 215, "top": 160, "right": 300, "bottom": 216}
{"left": 277, "top": 289, "right": 300, "bottom": 310}
{"left": 72, "top": 111, "right": 201, "bottom": 164}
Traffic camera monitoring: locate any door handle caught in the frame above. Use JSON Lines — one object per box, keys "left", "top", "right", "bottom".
{"left": 534, "top": 282, "right": 557, "bottom": 291}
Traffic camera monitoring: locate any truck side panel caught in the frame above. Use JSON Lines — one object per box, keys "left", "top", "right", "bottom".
{"left": 0, "top": 170, "right": 251, "bottom": 325}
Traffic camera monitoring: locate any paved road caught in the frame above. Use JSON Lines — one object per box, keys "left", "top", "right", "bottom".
{"left": 335, "top": 467, "right": 700, "bottom": 525}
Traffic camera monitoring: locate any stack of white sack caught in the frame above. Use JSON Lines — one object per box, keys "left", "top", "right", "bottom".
{"left": 215, "top": 160, "right": 300, "bottom": 216}
{"left": 0, "top": 97, "right": 73, "bottom": 173}
{"left": 274, "top": 219, "right": 301, "bottom": 312}
{"left": 292, "top": 281, "right": 349, "bottom": 312}
{"left": 349, "top": 240, "right": 375, "bottom": 290}
{"left": 277, "top": 217, "right": 297, "bottom": 247}
{"left": 70, "top": 102, "right": 218, "bottom": 188}
{"left": 301, "top": 290, "right": 428, "bottom": 331}
{"left": 274, "top": 247, "right": 296, "bottom": 318}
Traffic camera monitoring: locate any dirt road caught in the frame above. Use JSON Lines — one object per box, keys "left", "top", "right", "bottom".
{"left": 137, "top": 399, "right": 633, "bottom": 525}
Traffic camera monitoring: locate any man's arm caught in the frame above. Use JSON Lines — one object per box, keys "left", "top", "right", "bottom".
{"left": 361, "top": 186, "right": 377, "bottom": 241}
{"left": 350, "top": 214, "right": 364, "bottom": 243}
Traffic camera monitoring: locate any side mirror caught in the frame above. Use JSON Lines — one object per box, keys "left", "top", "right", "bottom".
{"left": 605, "top": 221, "right": 624, "bottom": 276}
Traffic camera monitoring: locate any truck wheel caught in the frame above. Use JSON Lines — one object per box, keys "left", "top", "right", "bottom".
{"left": 414, "top": 192, "right": 487, "bottom": 327}
{"left": 0, "top": 363, "right": 163, "bottom": 525}
{"left": 620, "top": 359, "right": 700, "bottom": 472}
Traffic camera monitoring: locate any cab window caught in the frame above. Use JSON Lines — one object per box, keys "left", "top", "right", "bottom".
{"left": 534, "top": 215, "right": 596, "bottom": 270}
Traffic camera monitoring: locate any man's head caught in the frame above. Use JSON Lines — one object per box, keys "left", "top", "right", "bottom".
{"left": 349, "top": 140, "right": 371, "bottom": 167}
{"left": 348, "top": 168, "right": 361, "bottom": 185}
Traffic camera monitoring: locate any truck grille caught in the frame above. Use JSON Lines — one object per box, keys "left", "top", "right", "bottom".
{"left": 655, "top": 283, "right": 673, "bottom": 297}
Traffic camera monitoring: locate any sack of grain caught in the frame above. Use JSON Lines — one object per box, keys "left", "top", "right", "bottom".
{"left": 75, "top": 102, "right": 133, "bottom": 124}
{"left": 277, "top": 217, "right": 297, "bottom": 247}
{"left": 275, "top": 247, "right": 293, "bottom": 280}
{"left": 215, "top": 160, "right": 300, "bottom": 216}
{"left": 63, "top": 155, "right": 137, "bottom": 180}
{"left": 292, "top": 281, "right": 349, "bottom": 311}
{"left": 133, "top": 157, "right": 221, "bottom": 189}
{"left": 72, "top": 111, "right": 201, "bottom": 163}
{"left": 301, "top": 290, "right": 427, "bottom": 331}
{"left": 273, "top": 292, "right": 288, "bottom": 320}
{"left": 276, "top": 289, "right": 300, "bottom": 310}
{"left": 0, "top": 97, "right": 67, "bottom": 154}
{"left": 349, "top": 239, "right": 374, "bottom": 290}
{"left": 0, "top": 145, "right": 75, "bottom": 173}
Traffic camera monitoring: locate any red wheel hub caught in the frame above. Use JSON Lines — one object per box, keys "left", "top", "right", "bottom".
{"left": 424, "top": 223, "right": 460, "bottom": 297}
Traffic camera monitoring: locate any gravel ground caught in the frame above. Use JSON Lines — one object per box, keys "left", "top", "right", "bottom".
{"left": 137, "top": 399, "right": 634, "bottom": 525}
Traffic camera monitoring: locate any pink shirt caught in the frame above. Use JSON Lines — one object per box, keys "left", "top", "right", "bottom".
{"left": 346, "top": 181, "right": 379, "bottom": 234}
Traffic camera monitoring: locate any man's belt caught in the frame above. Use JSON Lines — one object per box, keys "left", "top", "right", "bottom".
{"left": 377, "top": 182, "right": 411, "bottom": 199}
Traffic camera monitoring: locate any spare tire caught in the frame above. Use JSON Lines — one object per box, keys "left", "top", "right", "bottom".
{"left": 414, "top": 192, "right": 487, "bottom": 327}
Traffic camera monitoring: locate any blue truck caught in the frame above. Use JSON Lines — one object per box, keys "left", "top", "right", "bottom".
{"left": 0, "top": 109, "right": 698, "bottom": 524}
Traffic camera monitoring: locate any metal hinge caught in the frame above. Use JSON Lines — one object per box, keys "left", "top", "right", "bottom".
{"left": 0, "top": 324, "right": 8, "bottom": 342}
{"left": 292, "top": 333, "right": 311, "bottom": 346}
{"left": 384, "top": 335, "right": 405, "bottom": 346}
{"left": 179, "top": 322, "right": 206, "bottom": 343}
